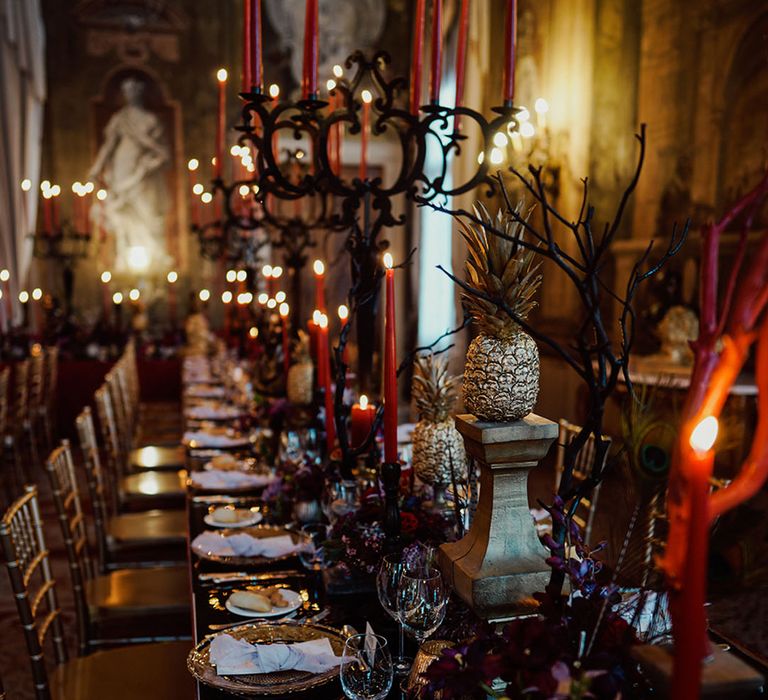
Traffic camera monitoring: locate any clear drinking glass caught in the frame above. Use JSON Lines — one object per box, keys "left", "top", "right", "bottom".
{"left": 297, "top": 523, "right": 328, "bottom": 571}
{"left": 375, "top": 553, "right": 413, "bottom": 676}
{"left": 340, "top": 633, "right": 394, "bottom": 700}
{"left": 397, "top": 567, "right": 448, "bottom": 645}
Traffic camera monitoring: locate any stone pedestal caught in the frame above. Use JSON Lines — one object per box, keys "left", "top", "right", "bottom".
{"left": 438, "top": 413, "right": 557, "bottom": 620}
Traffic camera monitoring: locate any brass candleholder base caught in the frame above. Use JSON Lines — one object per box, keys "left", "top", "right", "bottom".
{"left": 438, "top": 413, "right": 557, "bottom": 620}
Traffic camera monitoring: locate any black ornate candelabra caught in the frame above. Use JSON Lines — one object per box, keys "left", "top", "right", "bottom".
{"left": 29, "top": 225, "right": 91, "bottom": 315}
{"left": 215, "top": 50, "right": 517, "bottom": 391}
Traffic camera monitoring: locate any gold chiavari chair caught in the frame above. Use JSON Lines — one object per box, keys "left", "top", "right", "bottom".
{"left": 26, "top": 352, "right": 46, "bottom": 460}
{"left": 76, "top": 407, "right": 186, "bottom": 571}
{"left": 93, "top": 385, "right": 186, "bottom": 512}
{"left": 0, "top": 486, "right": 194, "bottom": 700}
{"left": 45, "top": 443, "right": 190, "bottom": 654}
{"left": 110, "top": 358, "right": 187, "bottom": 473}
{"left": 40, "top": 346, "right": 59, "bottom": 447}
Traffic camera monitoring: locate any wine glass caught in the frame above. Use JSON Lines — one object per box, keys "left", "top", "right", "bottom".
{"left": 397, "top": 567, "right": 448, "bottom": 645}
{"left": 376, "top": 553, "right": 413, "bottom": 676}
{"left": 340, "top": 633, "right": 393, "bottom": 700}
{"left": 297, "top": 523, "right": 328, "bottom": 571}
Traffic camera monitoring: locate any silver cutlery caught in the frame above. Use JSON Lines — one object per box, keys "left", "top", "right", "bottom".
{"left": 198, "top": 569, "right": 304, "bottom": 584}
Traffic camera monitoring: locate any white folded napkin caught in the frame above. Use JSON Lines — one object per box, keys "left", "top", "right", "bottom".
{"left": 184, "top": 431, "right": 248, "bottom": 447}
{"left": 186, "top": 405, "right": 241, "bottom": 420}
{"left": 210, "top": 634, "right": 342, "bottom": 675}
{"left": 192, "top": 531, "right": 301, "bottom": 558}
{"left": 192, "top": 470, "right": 274, "bottom": 490}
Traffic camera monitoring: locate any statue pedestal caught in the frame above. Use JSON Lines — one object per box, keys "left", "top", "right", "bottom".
{"left": 438, "top": 413, "right": 557, "bottom": 620}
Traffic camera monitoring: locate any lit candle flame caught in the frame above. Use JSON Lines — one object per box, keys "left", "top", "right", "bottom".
{"left": 338, "top": 304, "right": 349, "bottom": 321}
{"left": 262, "top": 264, "right": 273, "bottom": 278}
{"left": 361, "top": 89, "right": 373, "bottom": 104}
{"left": 359, "top": 394, "right": 368, "bottom": 410}
{"left": 249, "top": 327, "right": 259, "bottom": 339}
{"left": 269, "top": 84, "right": 280, "bottom": 99}
{"left": 690, "top": 416, "right": 719, "bottom": 454}
{"left": 313, "top": 259, "right": 325, "bottom": 276}
{"left": 100, "top": 271, "right": 112, "bottom": 284}
{"left": 279, "top": 302, "right": 290, "bottom": 317}
{"left": 112, "top": 292, "right": 123, "bottom": 304}
{"left": 187, "top": 158, "right": 199, "bottom": 171}
{"left": 312, "top": 309, "right": 322, "bottom": 325}
{"left": 217, "top": 68, "right": 228, "bottom": 82}
{"left": 167, "top": 270, "right": 178, "bottom": 284}
{"left": 383, "top": 252, "right": 394, "bottom": 269}
{"left": 222, "top": 291, "right": 233, "bottom": 304}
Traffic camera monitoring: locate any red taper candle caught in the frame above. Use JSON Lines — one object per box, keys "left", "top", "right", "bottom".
{"left": 502, "top": 0, "right": 517, "bottom": 104}
{"left": 429, "top": 0, "right": 443, "bottom": 103}
{"left": 455, "top": 0, "right": 469, "bottom": 111}
{"left": 252, "top": 0, "right": 264, "bottom": 91}
{"left": 350, "top": 394, "right": 376, "bottom": 450}
{"left": 409, "top": 0, "right": 426, "bottom": 114}
{"left": 215, "top": 69, "right": 228, "bottom": 179}
{"left": 383, "top": 252, "right": 398, "bottom": 462}
{"left": 242, "top": 0, "right": 252, "bottom": 91}
{"left": 302, "top": 0, "right": 319, "bottom": 99}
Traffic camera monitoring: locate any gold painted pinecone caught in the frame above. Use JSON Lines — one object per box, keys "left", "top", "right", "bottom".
{"left": 463, "top": 331, "right": 539, "bottom": 422}
{"left": 287, "top": 361, "right": 314, "bottom": 405}
{"left": 412, "top": 420, "right": 468, "bottom": 487}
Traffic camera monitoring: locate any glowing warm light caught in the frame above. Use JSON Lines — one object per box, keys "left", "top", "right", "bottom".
{"left": 40, "top": 180, "right": 51, "bottom": 191}
{"left": 262, "top": 264, "right": 273, "bottom": 277}
{"left": 20, "top": 179, "right": 31, "bottom": 191}
{"left": 338, "top": 304, "right": 349, "bottom": 321}
{"left": 238, "top": 184, "right": 250, "bottom": 197}
{"left": 275, "top": 290, "right": 286, "bottom": 303}
{"left": 72, "top": 181, "right": 82, "bottom": 194}
{"left": 84, "top": 181, "right": 94, "bottom": 193}
{"left": 268, "top": 83, "right": 280, "bottom": 99}
{"left": 332, "top": 64, "right": 344, "bottom": 78}
{"left": 101, "top": 271, "right": 112, "bottom": 284}
{"left": 690, "top": 416, "right": 719, "bottom": 454}
{"left": 0, "top": 290, "right": 3, "bottom": 300}
{"left": 246, "top": 163, "right": 256, "bottom": 173}
{"left": 359, "top": 394, "right": 369, "bottom": 410}
{"left": 361, "top": 89, "right": 373, "bottom": 104}
{"left": 135, "top": 447, "right": 160, "bottom": 467}
{"left": 18, "top": 291, "right": 29, "bottom": 303}
{"left": 97, "top": 189, "right": 107, "bottom": 201}
{"left": 112, "top": 292, "right": 123, "bottom": 304}
{"left": 50, "top": 184, "right": 61, "bottom": 196}
{"left": 249, "top": 326, "right": 259, "bottom": 339}
{"left": 295, "top": 150, "right": 305, "bottom": 160}
{"left": 31, "top": 288, "right": 42, "bottom": 301}
{"left": 42, "top": 189, "right": 52, "bottom": 200}
{"left": 238, "top": 292, "right": 253, "bottom": 305}
{"left": 127, "top": 246, "right": 149, "bottom": 272}
{"left": 312, "top": 309, "right": 322, "bottom": 325}
{"left": 272, "top": 266, "right": 283, "bottom": 279}
{"left": 236, "top": 270, "right": 247, "bottom": 282}
{"left": 0, "top": 269, "right": 10, "bottom": 282}
{"left": 217, "top": 68, "right": 228, "bottom": 82}
{"left": 327, "top": 79, "right": 337, "bottom": 92}
{"left": 493, "top": 131, "right": 508, "bottom": 148}
{"left": 535, "top": 98, "right": 549, "bottom": 114}
{"left": 198, "top": 289, "right": 211, "bottom": 302}
{"left": 477, "top": 151, "right": 485, "bottom": 165}
{"left": 211, "top": 157, "right": 217, "bottom": 166}
{"left": 317, "top": 312, "right": 328, "bottom": 329}
{"left": 490, "top": 147, "right": 504, "bottom": 165}
{"left": 226, "top": 269, "right": 237, "bottom": 283}
{"left": 383, "top": 252, "right": 394, "bottom": 269}
{"left": 266, "top": 298, "right": 277, "bottom": 309}
{"left": 517, "top": 107, "right": 530, "bottom": 122}
{"left": 251, "top": 184, "right": 260, "bottom": 195}
{"left": 229, "top": 145, "right": 240, "bottom": 156}
{"left": 313, "top": 259, "right": 325, "bottom": 276}
{"left": 222, "top": 290, "right": 233, "bottom": 303}
{"left": 520, "top": 122, "right": 535, "bottom": 139}
{"left": 167, "top": 271, "right": 178, "bottom": 284}
{"left": 279, "top": 302, "right": 290, "bottom": 317}
{"left": 257, "top": 292, "right": 269, "bottom": 305}
{"left": 201, "top": 192, "right": 213, "bottom": 204}
{"left": 192, "top": 183, "right": 204, "bottom": 195}
{"left": 129, "top": 288, "right": 140, "bottom": 301}
{"left": 188, "top": 158, "right": 199, "bottom": 171}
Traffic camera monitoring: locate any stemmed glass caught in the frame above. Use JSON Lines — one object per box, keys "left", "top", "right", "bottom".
{"left": 397, "top": 567, "right": 448, "bottom": 646}
{"left": 297, "top": 523, "right": 328, "bottom": 571}
{"left": 340, "top": 633, "right": 394, "bottom": 700}
{"left": 375, "top": 553, "right": 413, "bottom": 676}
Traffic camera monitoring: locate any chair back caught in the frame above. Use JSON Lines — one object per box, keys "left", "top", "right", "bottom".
{"left": 45, "top": 442, "right": 95, "bottom": 655}
{"left": 94, "top": 384, "right": 124, "bottom": 479}
{"left": 11, "top": 360, "right": 29, "bottom": 433}
{"left": 0, "top": 485, "right": 68, "bottom": 699}
{"left": 75, "top": 406, "right": 113, "bottom": 572}
{"left": 105, "top": 370, "right": 132, "bottom": 457}
{"left": 0, "top": 367, "right": 9, "bottom": 438}
{"left": 28, "top": 352, "right": 45, "bottom": 421}
{"left": 554, "top": 419, "right": 612, "bottom": 545}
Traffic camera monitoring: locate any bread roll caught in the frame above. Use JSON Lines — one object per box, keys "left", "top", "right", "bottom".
{"left": 212, "top": 454, "right": 237, "bottom": 470}
{"left": 211, "top": 507, "right": 239, "bottom": 523}
{"left": 229, "top": 590, "right": 272, "bottom": 612}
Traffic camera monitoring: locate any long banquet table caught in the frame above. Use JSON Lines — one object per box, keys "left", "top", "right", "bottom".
{"left": 181, "top": 427, "right": 407, "bottom": 698}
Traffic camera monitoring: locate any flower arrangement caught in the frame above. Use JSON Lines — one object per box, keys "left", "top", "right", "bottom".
{"left": 324, "top": 493, "right": 456, "bottom": 576}
{"left": 262, "top": 455, "right": 325, "bottom": 522}
{"left": 421, "top": 498, "right": 639, "bottom": 699}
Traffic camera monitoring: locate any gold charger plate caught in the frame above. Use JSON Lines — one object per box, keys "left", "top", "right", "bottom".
{"left": 187, "top": 621, "right": 345, "bottom": 696}
{"left": 191, "top": 525, "right": 302, "bottom": 566}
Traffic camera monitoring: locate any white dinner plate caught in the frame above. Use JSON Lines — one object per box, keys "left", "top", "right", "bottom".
{"left": 225, "top": 588, "right": 303, "bottom": 618}
{"left": 203, "top": 509, "right": 263, "bottom": 529}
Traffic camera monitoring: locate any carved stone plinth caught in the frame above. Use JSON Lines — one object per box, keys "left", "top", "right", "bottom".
{"left": 438, "top": 413, "right": 557, "bottom": 620}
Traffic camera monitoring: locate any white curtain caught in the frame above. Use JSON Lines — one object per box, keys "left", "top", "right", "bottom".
{"left": 0, "top": 0, "right": 45, "bottom": 325}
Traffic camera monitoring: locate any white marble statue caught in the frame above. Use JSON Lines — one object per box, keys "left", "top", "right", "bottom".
{"left": 89, "top": 77, "right": 171, "bottom": 272}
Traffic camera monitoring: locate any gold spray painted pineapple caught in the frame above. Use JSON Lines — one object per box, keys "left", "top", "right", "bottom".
{"left": 411, "top": 353, "right": 467, "bottom": 491}
{"left": 459, "top": 202, "right": 542, "bottom": 421}
{"left": 286, "top": 330, "right": 314, "bottom": 405}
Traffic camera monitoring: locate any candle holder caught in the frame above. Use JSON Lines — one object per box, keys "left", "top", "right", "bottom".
{"left": 29, "top": 224, "right": 91, "bottom": 315}
{"left": 211, "top": 49, "right": 517, "bottom": 390}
